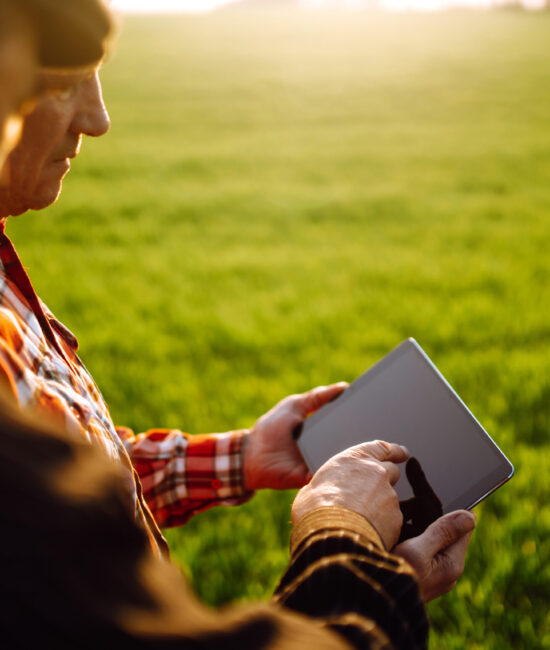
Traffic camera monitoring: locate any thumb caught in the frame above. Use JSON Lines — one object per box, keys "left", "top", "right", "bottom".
{"left": 295, "top": 383, "right": 349, "bottom": 417}
{"left": 416, "top": 510, "right": 476, "bottom": 558}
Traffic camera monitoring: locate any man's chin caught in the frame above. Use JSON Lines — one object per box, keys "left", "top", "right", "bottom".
{"left": 9, "top": 183, "right": 63, "bottom": 216}
{"left": 29, "top": 190, "right": 62, "bottom": 212}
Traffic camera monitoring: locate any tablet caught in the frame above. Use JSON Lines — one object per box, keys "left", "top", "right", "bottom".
{"left": 297, "top": 339, "right": 513, "bottom": 540}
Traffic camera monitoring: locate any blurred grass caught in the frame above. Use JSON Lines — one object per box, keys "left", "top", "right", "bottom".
{"left": 7, "top": 8, "right": 550, "bottom": 648}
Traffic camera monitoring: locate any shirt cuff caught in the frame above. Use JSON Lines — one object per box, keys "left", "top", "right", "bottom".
{"left": 290, "top": 506, "right": 386, "bottom": 557}
{"left": 210, "top": 429, "right": 253, "bottom": 499}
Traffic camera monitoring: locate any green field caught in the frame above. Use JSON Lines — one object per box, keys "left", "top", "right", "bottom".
{"left": 8, "top": 8, "right": 550, "bottom": 648}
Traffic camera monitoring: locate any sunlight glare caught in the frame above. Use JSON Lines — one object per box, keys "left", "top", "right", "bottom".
{"left": 111, "top": 0, "right": 238, "bottom": 13}
{"left": 112, "top": 0, "right": 548, "bottom": 12}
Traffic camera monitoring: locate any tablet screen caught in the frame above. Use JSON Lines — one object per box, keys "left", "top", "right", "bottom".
{"left": 297, "top": 339, "right": 513, "bottom": 540}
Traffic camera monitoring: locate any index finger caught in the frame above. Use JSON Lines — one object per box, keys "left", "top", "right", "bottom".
{"left": 354, "top": 440, "right": 410, "bottom": 464}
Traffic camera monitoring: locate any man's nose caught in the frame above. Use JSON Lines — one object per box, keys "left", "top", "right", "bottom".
{"left": 70, "top": 72, "right": 110, "bottom": 138}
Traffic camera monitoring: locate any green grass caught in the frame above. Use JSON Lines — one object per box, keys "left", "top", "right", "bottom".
{"left": 7, "top": 8, "right": 550, "bottom": 648}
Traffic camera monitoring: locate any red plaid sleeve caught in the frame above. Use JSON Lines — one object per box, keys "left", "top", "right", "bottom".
{"left": 117, "top": 427, "right": 255, "bottom": 528}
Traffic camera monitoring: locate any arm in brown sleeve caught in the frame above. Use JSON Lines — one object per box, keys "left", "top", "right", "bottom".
{"left": 273, "top": 507, "right": 429, "bottom": 650}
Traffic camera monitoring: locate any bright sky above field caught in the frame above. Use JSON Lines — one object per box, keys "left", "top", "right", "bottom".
{"left": 111, "top": 0, "right": 237, "bottom": 12}
{"left": 111, "top": 0, "right": 547, "bottom": 12}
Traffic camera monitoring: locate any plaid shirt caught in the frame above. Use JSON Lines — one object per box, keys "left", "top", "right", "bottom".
{"left": 0, "top": 220, "right": 252, "bottom": 556}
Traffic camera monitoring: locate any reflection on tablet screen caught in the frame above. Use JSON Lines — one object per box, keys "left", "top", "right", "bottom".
{"left": 398, "top": 457, "right": 443, "bottom": 543}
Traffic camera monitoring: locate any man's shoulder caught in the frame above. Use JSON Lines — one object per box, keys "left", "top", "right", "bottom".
{"left": 0, "top": 270, "right": 45, "bottom": 343}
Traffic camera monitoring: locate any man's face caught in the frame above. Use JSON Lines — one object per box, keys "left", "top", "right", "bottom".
{"left": 0, "top": 69, "right": 110, "bottom": 217}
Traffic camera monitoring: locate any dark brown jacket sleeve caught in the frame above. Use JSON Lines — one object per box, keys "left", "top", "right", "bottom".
{"left": 274, "top": 507, "right": 428, "bottom": 650}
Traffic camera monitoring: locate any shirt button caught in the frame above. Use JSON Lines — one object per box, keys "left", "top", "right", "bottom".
{"left": 211, "top": 478, "right": 222, "bottom": 490}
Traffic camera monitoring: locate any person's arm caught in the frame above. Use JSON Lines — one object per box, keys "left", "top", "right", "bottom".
{"left": 275, "top": 506, "right": 428, "bottom": 650}
{"left": 117, "top": 425, "right": 254, "bottom": 527}
{"left": 0, "top": 295, "right": 345, "bottom": 529}
{"left": 118, "top": 383, "right": 348, "bottom": 528}
{"left": 271, "top": 441, "right": 429, "bottom": 650}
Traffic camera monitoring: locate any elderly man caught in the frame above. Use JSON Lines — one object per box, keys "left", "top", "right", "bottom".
{"left": 0, "top": 1, "right": 476, "bottom": 646}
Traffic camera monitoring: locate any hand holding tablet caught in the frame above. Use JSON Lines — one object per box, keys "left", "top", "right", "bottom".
{"left": 296, "top": 339, "right": 513, "bottom": 541}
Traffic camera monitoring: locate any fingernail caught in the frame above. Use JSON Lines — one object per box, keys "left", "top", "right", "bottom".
{"left": 454, "top": 511, "right": 476, "bottom": 533}
{"left": 400, "top": 445, "right": 409, "bottom": 455}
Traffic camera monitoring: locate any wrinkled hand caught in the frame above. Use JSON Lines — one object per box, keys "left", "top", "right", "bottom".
{"left": 243, "top": 383, "right": 348, "bottom": 491}
{"left": 393, "top": 510, "right": 476, "bottom": 602}
{"left": 292, "top": 440, "right": 410, "bottom": 550}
